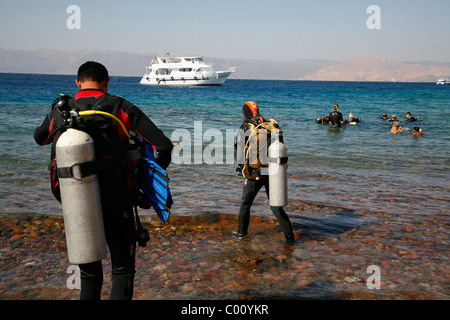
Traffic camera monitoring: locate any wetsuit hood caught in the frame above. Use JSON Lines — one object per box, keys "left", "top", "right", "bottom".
{"left": 243, "top": 101, "right": 259, "bottom": 120}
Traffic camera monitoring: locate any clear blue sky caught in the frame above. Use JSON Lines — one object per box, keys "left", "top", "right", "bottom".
{"left": 0, "top": 0, "right": 449, "bottom": 62}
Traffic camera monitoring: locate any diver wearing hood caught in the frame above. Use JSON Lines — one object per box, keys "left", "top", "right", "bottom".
{"left": 235, "top": 101, "right": 295, "bottom": 245}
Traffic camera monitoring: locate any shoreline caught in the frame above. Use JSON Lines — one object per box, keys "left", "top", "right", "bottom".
{"left": 1, "top": 207, "right": 448, "bottom": 300}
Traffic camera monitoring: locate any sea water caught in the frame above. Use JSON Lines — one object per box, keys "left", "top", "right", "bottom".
{"left": 0, "top": 73, "right": 448, "bottom": 219}
{"left": 0, "top": 73, "right": 449, "bottom": 299}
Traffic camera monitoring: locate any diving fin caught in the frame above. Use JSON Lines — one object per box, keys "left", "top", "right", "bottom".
{"left": 137, "top": 143, "right": 172, "bottom": 223}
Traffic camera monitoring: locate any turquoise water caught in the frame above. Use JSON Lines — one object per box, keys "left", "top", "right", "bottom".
{"left": 1, "top": 73, "right": 449, "bottom": 299}
{"left": 0, "top": 73, "right": 448, "bottom": 218}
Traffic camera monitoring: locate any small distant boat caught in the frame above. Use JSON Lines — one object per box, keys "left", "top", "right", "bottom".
{"left": 140, "top": 54, "right": 236, "bottom": 86}
{"left": 436, "top": 77, "right": 450, "bottom": 85}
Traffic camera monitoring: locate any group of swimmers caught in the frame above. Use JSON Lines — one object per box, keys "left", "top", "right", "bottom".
{"left": 316, "top": 105, "right": 424, "bottom": 137}
{"left": 380, "top": 112, "right": 424, "bottom": 136}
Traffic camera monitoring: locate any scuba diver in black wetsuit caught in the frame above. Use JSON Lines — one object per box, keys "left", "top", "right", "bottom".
{"left": 235, "top": 101, "right": 295, "bottom": 245}
{"left": 405, "top": 112, "right": 420, "bottom": 122}
{"left": 328, "top": 104, "right": 346, "bottom": 128}
{"left": 34, "top": 61, "right": 173, "bottom": 300}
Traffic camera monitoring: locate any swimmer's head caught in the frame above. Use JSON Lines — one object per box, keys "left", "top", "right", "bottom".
{"left": 333, "top": 104, "right": 339, "bottom": 112}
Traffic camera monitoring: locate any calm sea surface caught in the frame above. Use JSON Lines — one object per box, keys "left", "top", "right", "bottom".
{"left": 0, "top": 73, "right": 448, "bottom": 217}
{"left": 0, "top": 73, "right": 448, "bottom": 299}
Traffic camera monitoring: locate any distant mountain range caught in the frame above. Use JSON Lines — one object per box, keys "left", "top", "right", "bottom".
{"left": 1, "top": 48, "right": 449, "bottom": 82}
{"left": 297, "top": 56, "right": 450, "bottom": 82}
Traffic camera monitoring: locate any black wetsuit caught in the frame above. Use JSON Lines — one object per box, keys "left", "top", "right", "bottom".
{"left": 236, "top": 119, "right": 293, "bottom": 240}
{"left": 328, "top": 111, "right": 344, "bottom": 128}
{"left": 238, "top": 177, "right": 293, "bottom": 236}
{"left": 34, "top": 89, "right": 173, "bottom": 300}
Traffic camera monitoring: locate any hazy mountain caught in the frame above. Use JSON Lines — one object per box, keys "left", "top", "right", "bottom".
{"left": 0, "top": 48, "right": 151, "bottom": 76}
{"left": 0, "top": 48, "right": 333, "bottom": 80}
{"left": 0, "top": 48, "right": 448, "bottom": 82}
{"left": 208, "top": 57, "right": 335, "bottom": 80}
{"left": 298, "top": 56, "right": 450, "bottom": 82}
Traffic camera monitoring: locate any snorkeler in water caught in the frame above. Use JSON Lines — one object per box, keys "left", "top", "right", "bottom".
{"left": 409, "top": 126, "right": 424, "bottom": 137}
{"left": 348, "top": 112, "right": 360, "bottom": 123}
{"left": 388, "top": 121, "right": 406, "bottom": 134}
{"left": 388, "top": 114, "right": 398, "bottom": 122}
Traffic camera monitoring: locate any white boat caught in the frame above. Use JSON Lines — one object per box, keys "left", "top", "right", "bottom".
{"left": 436, "top": 77, "right": 449, "bottom": 85}
{"left": 140, "top": 55, "right": 236, "bottom": 86}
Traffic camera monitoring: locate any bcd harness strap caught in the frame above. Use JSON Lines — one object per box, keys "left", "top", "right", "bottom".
{"left": 57, "top": 161, "right": 96, "bottom": 180}
{"left": 243, "top": 119, "right": 288, "bottom": 166}
{"left": 57, "top": 149, "right": 141, "bottom": 180}
{"left": 56, "top": 106, "right": 141, "bottom": 180}
{"left": 268, "top": 156, "right": 288, "bottom": 165}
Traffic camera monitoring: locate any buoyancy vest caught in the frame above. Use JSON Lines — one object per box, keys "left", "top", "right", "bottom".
{"left": 239, "top": 118, "right": 283, "bottom": 180}
{"left": 48, "top": 94, "right": 141, "bottom": 202}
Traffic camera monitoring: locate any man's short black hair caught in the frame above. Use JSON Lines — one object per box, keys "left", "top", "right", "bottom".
{"left": 77, "top": 61, "right": 109, "bottom": 83}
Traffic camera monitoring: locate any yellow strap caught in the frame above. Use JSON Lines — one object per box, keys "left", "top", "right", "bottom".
{"left": 244, "top": 122, "right": 263, "bottom": 152}
{"left": 243, "top": 120, "right": 278, "bottom": 150}
{"left": 78, "top": 110, "right": 178, "bottom": 146}
{"left": 78, "top": 110, "right": 130, "bottom": 139}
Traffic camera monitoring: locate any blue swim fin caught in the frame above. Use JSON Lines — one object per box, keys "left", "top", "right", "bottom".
{"left": 137, "top": 143, "right": 172, "bottom": 223}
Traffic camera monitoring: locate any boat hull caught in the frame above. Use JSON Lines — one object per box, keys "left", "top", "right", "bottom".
{"left": 140, "top": 71, "right": 233, "bottom": 86}
{"left": 436, "top": 77, "right": 449, "bottom": 85}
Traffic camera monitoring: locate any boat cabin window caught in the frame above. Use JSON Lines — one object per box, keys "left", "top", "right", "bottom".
{"left": 156, "top": 68, "right": 171, "bottom": 75}
{"left": 179, "top": 68, "right": 193, "bottom": 72}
